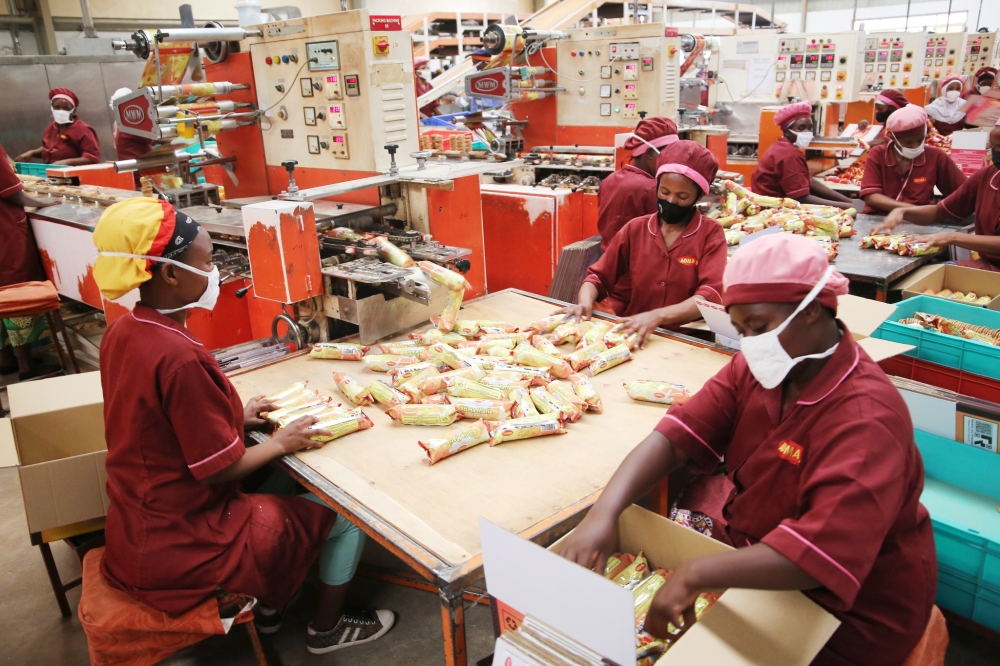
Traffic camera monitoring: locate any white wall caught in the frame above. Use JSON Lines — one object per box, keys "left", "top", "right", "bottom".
{"left": 771, "top": 0, "right": 1000, "bottom": 34}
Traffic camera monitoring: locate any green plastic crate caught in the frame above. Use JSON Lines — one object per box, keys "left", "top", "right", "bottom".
{"left": 15, "top": 162, "right": 50, "bottom": 177}
{"left": 872, "top": 295, "right": 1000, "bottom": 381}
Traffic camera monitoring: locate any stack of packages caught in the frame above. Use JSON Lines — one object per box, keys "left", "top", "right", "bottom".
{"left": 708, "top": 181, "right": 854, "bottom": 260}
{"left": 900, "top": 312, "right": 1000, "bottom": 346}
{"left": 858, "top": 234, "right": 940, "bottom": 257}
{"left": 823, "top": 154, "right": 867, "bottom": 186}
{"left": 603, "top": 552, "right": 720, "bottom": 665}
{"left": 258, "top": 378, "right": 374, "bottom": 443}
{"left": 921, "top": 288, "right": 992, "bottom": 305}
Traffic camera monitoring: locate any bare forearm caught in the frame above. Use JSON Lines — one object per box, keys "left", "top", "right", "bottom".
{"left": 7, "top": 191, "right": 53, "bottom": 209}
{"left": 685, "top": 543, "right": 820, "bottom": 592}
{"left": 944, "top": 232, "right": 1000, "bottom": 256}
{"left": 862, "top": 193, "right": 912, "bottom": 213}
{"left": 54, "top": 157, "right": 94, "bottom": 166}
{"left": 809, "top": 179, "right": 853, "bottom": 204}
{"left": 590, "top": 430, "right": 688, "bottom": 521}
{"left": 204, "top": 438, "right": 284, "bottom": 485}
{"left": 577, "top": 281, "right": 599, "bottom": 308}
{"left": 900, "top": 204, "right": 948, "bottom": 226}
{"left": 656, "top": 296, "right": 701, "bottom": 328}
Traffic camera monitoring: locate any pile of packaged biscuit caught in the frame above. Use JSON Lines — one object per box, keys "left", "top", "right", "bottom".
{"left": 258, "top": 380, "right": 374, "bottom": 444}
{"left": 859, "top": 233, "right": 940, "bottom": 257}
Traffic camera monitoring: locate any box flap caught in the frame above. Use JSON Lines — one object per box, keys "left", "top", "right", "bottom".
{"left": 837, "top": 294, "right": 897, "bottom": 337}
{"left": 19, "top": 450, "right": 110, "bottom": 534}
{"left": 695, "top": 299, "right": 741, "bottom": 340}
{"left": 893, "top": 265, "right": 941, "bottom": 293}
{"left": 856, "top": 337, "right": 913, "bottom": 362}
{"left": 7, "top": 372, "right": 103, "bottom": 419}
{"left": 0, "top": 418, "right": 16, "bottom": 468}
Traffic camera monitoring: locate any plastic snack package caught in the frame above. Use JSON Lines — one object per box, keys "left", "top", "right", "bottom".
{"left": 491, "top": 363, "right": 552, "bottom": 386}
{"left": 454, "top": 319, "right": 481, "bottom": 337}
{"left": 333, "top": 372, "right": 374, "bottom": 406}
{"left": 604, "top": 326, "right": 639, "bottom": 350}
{"left": 327, "top": 227, "right": 364, "bottom": 241}
{"left": 604, "top": 553, "right": 634, "bottom": 580}
{"left": 523, "top": 313, "right": 565, "bottom": 334}
{"left": 422, "top": 366, "right": 486, "bottom": 394}
{"left": 309, "top": 409, "right": 374, "bottom": 442}
{"left": 548, "top": 380, "right": 588, "bottom": 411}
{"left": 633, "top": 570, "right": 672, "bottom": 623}
{"left": 612, "top": 551, "right": 649, "bottom": 590}
{"left": 569, "top": 373, "right": 604, "bottom": 413}
{"left": 470, "top": 355, "right": 502, "bottom": 371}
{"left": 419, "top": 419, "right": 490, "bottom": 465}
{"left": 509, "top": 386, "right": 539, "bottom": 419}
{"left": 479, "top": 337, "right": 518, "bottom": 351}
{"left": 446, "top": 376, "right": 506, "bottom": 400}
{"left": 549, "top": 321, "right": 581, "bottom": 346}
{"left": 531, "top": 335, "right": 563, "bottom": 358}
{"left": 477, "top": 320, "right": 519, "bottom": 334}
{"left": 565, "top": 341, "right": 608, "bottom": 371}
{"left": 275, "top": 402, "right": 343, "bottom": 429}
{"left": 390, "top": 360, "right": 449, "bottom": 386}
{"left": 421, "top": 393, "right": 450, "bottom": 405}
{"left": 623, "top": 380, "right": 692, "bottom": 405}
{"left": 589, "top": 344, "right": 633, "bottom": 376}
{"left": 479, "top": 332, "right": 530, "bottom": 344}
{"left": 417, "top": 260, "right": 473, "bottom": 291}
{"left": 422, "top": 342, "right": 478, "bottom": 370}
{"left": 309, "top": 343, "right": 368, "bottom": 360}
{"left": 434, "top": 288, "right": 464, "bottom": 333}
{"left": 481, "top": 373, "right": 531, "bottom": 392}
{"left": 448, "top": 397, "right": 513, "bottom": 420}
{"left": 386, "top": 404, "right": 461, "bottom": 426}
{"left": 528, "top": 386, "right": 571, "bottom": 421}
{"left": 487, "top": 415, "right": 566, "bottom": 446}
{"left": 579, "top": 320, "right": 613, "bottom": 348}
{"left": 514, "top": 343, "right": 574, "bottom": 378}
{"left": 379, "top": 339, "right": 423, "bottom": 349}
{"left": 264, "top": 381, "right": 308, "bottom": 404}
{"left": 398, "top": 367, "right": 440, "bottom": 402}
{"left": 266, "top": 386, "right": 317, "bottom": 409}
{"left": 363, "top": 354, "right": 418, "bottom": 373}
{"left": 373, "top": 236, "right": 415, "bottom": 267}
{"left": 378, "top": 343, "right": 426, "bottom": 357}
{"left": 265, "top": 396, "right": 327, "bottom": 425}
{"left": 367, "top": 380, "right": 411, "bottom": 407}
{"left": 416, "top": 329, "right": 467, "bottom": 346}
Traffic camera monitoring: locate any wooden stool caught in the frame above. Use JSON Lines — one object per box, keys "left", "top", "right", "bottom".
{"left": 78, "top": 547, "right": 268, "bottom": 666}
{"left": 0, "top": 280, "right": 80, "bottom": 385}
{"left": 903, "top": 605, "right": 949, "bottom": 666}
{"left": 33, "top": 517, "right": 106, "bottom": 618}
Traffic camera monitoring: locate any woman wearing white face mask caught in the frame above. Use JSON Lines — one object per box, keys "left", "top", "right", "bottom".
{"left": 751, "top": 101, "right": 855, "bottom": 210}
{"left": 860, "top": 104, "right": 966, "bottom": 215}
{"left": 15, "top": 87, "right": 100, "bottom": 166}
{"left": 925, "top": 75, "right": 968, "bottom": 135}
{"left": 967, "top": 66, "right": 996, "bottom": 99}
{"left": 91, "top": 198, "right": 395, "bottom": 653}
{"left": 559, "top": 232, "right": 937, "bottom": 666}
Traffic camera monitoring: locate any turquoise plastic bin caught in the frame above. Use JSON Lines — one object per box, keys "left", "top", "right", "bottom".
{"left": 15, "top": 162, "right": 50, "bottom": 177}
{"left": 872, "top": 296, "right": 1000, "bottom": 381}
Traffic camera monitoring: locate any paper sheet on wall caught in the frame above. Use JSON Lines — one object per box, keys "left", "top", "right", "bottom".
{"left": 746, "top": 55, "right": 776, "bottom": 97}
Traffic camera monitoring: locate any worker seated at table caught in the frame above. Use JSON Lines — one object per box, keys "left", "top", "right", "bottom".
{"left": 925, "top": 75, "right": 968, "bottom": 136}
{"left": 15, "top": 88, "right": 100, "bottom": 166}
{"left": 91, "top": 198, "right": 395, "bottom": 654}
{"left": 750, "top": 101, "right": 855, "bottom": 210}
{"left": 109, "top": 88, "right": 154, "bottom": 162}
{"left": 560, "top": 232, "right": 937, "bottom": 666}
{"left": 859, "top": 105, "right": 966, "bottom": 215}
{"left": 859, "top": 89, "right": 911, "bottom": 147}
{"left": 965, "top": 67, "right": 996, "bottom": 99}
{"left": 872, "top": 119, "right": 1000, "bottom": 272}
{"left": 557, "top": 141, "right": 726, "bottom": 347}
{"left": 597, "top": 116, "right": 678, "bottom": 250}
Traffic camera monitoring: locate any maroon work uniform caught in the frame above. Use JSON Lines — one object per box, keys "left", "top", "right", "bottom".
{"left": 584, "top": 212, "right": 726, "bottom": 326}
{"left": 940, "top": 164, "right": 1000, "bottom": 271}
{"left": 859, "top": 144, "right": 966, "bottom": 213}
{"left": 597, "top": 165, "right": 658, "bottom": 249}
{"left": 930, "top": 118, "right": 966, "bottom": 135}
{"left": 41, "top": 118, "right": 100, "bottom": 164}
{"left": 0, "top": 144, "right": 45, "bottom": 287}
{"left": 100, "top": 306, "right": 336, "bottom": 615}
{"left": 114, "top": 130, "right": 153, "bottom": 161}
{"left": 656, "top": 330, "right": 936, "bottom": 666}
{"left": 751, "top": 137, "right": 812, "bottom": 199}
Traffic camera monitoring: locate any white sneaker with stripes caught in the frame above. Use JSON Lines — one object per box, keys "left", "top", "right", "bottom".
{"left": 306, "top": 610, "right": 395, "bottom": 654}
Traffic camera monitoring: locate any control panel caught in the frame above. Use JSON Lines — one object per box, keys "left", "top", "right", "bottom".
{"left": 861, "top": 31, "right": 926, "bottom": 89}
{"left": 963, "top": 31, "right": 999, "bottom": 76}
{"left": 553, "top": 24, "right": 680, "bottom": 126}
{"left": 246, "top": 10, "right": 419, "bottom": 173}
{"left": 921, "top": 31, "right": 968, "bottom": 82}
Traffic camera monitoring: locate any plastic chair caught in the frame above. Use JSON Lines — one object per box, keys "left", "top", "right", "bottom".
{"left": 78, "top": 547, "right": 268, "bottom": 666}
{"left": 902, "top": 605, "right": 949, "bottom": 666}
{"left": 0, "top": 280, "right": 80, "bottom": 381}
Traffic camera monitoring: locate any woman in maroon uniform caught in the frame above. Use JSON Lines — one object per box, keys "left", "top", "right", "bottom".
{"left": 925, "top": 75, "right": 968, "bottom": 135}
{"left": 561, "top": 233, "right": 937, "bottom": 666}
{"left": 16, "top": 88, "right": 100, "bottom": 165}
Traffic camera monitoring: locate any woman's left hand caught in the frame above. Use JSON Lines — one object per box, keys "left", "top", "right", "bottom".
{"left": 903, "top": 232, "right": 954, "bottom": 248}
{"left": 643, "top": 564, "right": 701, "bottom": 639}
{"left": 244, "top": 395, "right": 276, "bottom": 430}
{"left": 620, "top": 311, "right": 664, "bottom": 350}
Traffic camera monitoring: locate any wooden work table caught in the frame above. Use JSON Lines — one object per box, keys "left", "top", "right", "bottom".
{"left": 228, "top": 289, "right": 734, "bottom": 666}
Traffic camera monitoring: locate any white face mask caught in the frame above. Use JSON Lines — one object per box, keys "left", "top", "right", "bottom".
{"left": 944, "top": 89, "right": 961, "bottom": 102}
{"left": 978, "top": 85, "right": 991, "bottom": 95}
{"left": 739, "top": 266, "right": 839, "bottom": 389}
{"left": 892, "top": 132, "right": 926, "bottom": 159}
{"left": 97, "top": 252, "right": 220, "bottom": 313}
{"left": 790, "top": 130, "right": 814, "bottom": 149}
{"left": 52, "top": 108, "right": 73, "bottom": 124}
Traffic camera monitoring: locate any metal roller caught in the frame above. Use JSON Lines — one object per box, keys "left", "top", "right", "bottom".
{"left": 155, "top": 27, "right": 262, "bottom": 43}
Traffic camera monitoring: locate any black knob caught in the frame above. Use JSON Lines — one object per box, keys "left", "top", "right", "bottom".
{"left": 282, "top": 160, "right": 298, "bottom": 173}
{"left": 384, "top": 144, "right": 398, "bottom": 156}
{"left": 638, "top": 110, "right": 648, "bottom": 119}
{"left": 235, "top": 283, "right": 253, "bottom": 298}
{"left": 453, "top": 259, "right": 471, "bottom": 274}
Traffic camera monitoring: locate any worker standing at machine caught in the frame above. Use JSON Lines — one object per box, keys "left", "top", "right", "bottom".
{"left": 859, "top": 105, "right": 966, "bottom": 215}
{"left": 91, "top": 198, "right": 395, "bottom": 654}
{"left": 559, "top": 232, "right": 937, "bottom": 666}
{"left": 925, "top": 76, "right": 968, "bottom": 135}
{"left": 751, "top": 101, "right": 855, "bottom": 210}
{"left": 872, "top": 119, "right": 1000, "bottom": 272}
{"left": 414, "top": 56, "right": 439, "bottom": 118}
{"left": 558, "top": 141, "right": 726, "bottom": 345}
{"left": 0, "top": 143, "right": 58, "bottom": 381}
{"left": 15, "top": 88, "right": 100, "bottom": 166}
{"left": 597, "top": 116, "right": 679, "bottom": 250}
{"left": 109, "top": 88, "right": 154, "bottom": 161}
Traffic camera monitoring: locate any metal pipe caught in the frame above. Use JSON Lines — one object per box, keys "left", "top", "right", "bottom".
{"left": 114, "top": 154, "right": 188, "bottom": 172}
{"left": 5, "top": 0, "right": 21, "bottom": 54}
{"left": 78, "top": 0, "right": 96, "bottom": 38}
{"left": 156, "top": 27, "right": 261, "bottom": 42}
{"left": 141, "top": 82, "right": 249, "bottom": 96}
{"left": 946, "top": 0, "right": 953, "bottom": 31}
{"left": 904, "top": 0, "right": 912, "bottom": 30}
{"left": 851, "top": 0, "right": 859, "bottom": 30}
{"left": 801, "top": 0, "right": 808, "bottom": 32}
{"left": 156, "top": 100, "right": 239, "bottom": 116}
{"left": 160, "top": 111, "right": 258, "bottom": 124}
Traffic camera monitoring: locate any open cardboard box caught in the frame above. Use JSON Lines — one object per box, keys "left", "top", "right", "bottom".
{"left": 481, "top": 506, "right": 840, "bottom": 666}
{"left": 7, "top": 372, "right": 109, "bottom": 535}
{"left": 894, "top": 264, "right": 1000, "bottom": 311}
{"left": 694, "top": 294, "right": 913, "bottom": 361}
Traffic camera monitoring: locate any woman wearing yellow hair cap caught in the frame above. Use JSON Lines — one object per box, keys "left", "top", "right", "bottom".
{"left": 92, "top": 198, "right": 395, "bottom": 652}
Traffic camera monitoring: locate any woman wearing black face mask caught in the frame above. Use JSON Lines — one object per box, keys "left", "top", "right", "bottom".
{"left": 555, "top": 141, "right": 727, "bottom": 348}
{"left": 858, "top": 89, "right": 910, "bottom": 148}
{"left": 872, "top": 120, "right": 1000, "bottom": 273}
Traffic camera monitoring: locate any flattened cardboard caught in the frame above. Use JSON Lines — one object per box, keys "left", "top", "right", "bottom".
{"left": 0, "top": 418, "right": 17, "bottom": 468}
{"left": 483, "top": 505, "right": 840, "bottom": 666}
{"left": 19, "top": 450, "right": 110, "bottom": 534}
{"left": 895, "top": 264, "right": 1000, "bottom": 311}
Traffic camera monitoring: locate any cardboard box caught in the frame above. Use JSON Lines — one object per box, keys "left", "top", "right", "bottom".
{"left": 895, "top": 264, "right": 1000, "bottom": 311}
{"left": 481, "top": 506, "right": 840, "bottom": 666}
{"left": 8, "top": 372, "right": 109, "bottom": 534}
{"left": 949, "top": 128, "right": 990, "bottom": 176}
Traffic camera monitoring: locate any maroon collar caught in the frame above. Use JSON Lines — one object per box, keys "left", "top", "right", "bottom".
{"left": 884, "top": 142, "right": 927, "bottom": 168}
{"left": 130, "top": 305, "right": 203, "bottom": 346}
{"left": 623, "top": 164, "right": 654, "bottom": 179}
{"left": 794, "top": 325, "right": 860, "bottom": 406}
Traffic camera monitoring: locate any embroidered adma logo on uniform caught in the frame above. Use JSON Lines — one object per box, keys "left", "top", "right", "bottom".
{"left": 913, "top": 176, "right": 928, "bottom": 184}
{"left": 678, "top": 256, "right": 698, "bottom": 266}
{"left": 777, "top": 439, "right": 803, "bottom": 465}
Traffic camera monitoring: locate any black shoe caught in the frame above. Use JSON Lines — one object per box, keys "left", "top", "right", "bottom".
{"left": 254, "top": 606, "right": 284, "bottom": 635}
{"left": 306, "top": 610, "right": 395, "bottom": 654}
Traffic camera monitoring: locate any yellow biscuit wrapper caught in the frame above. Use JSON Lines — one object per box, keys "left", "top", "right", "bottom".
{"left": 479, "top": 337, "right": 518, "bottom": 351}
{"left": 264, "top": 381, "right": 308, "bottom": 403}
{"left": 373, "top": 236, "right": 415, "bottom": 267}
{"left": 604, "top": 324, "right": 639, "bottom": 350}
{"left": 481, "top": 373, "right": 531, "bottom": 391}
{"left": 423, "top": 342, "right": 483, "bottom": 372}
{"left": 549, "top": 321, "right": 581, "bottom": 346}
{"left": 332, "top": 372, "right": 373, "bottom": 406}
{"left": 549, "top": 380, "right": 587, "bottom": 411}
{"left": 422, "top": 366, "right": 486, "bottom": 395}
{"left": 623, "top": 380, "right": 692, "bottom": 405}
{"left": 523, "top": 314, "right": 565, "bottom": 334}
{"left": 612, "top": 551, "right": 649, "bottom": 589}
{"left": 487, "top": 415, "right": 566, "bottom": 446}
{"left": 390, "top": 360, "right": 449, "bottom": 386}
{"left": 419, "top": 419, "right": 490, "bottom": 465}
{"left": 265, "top": 396, "right": 327, "bottom": 425}
{"left": 477, "top": 320, "right": 519, "bottom": 334}
{"left": 275, "top": 403, "right": 344, "bottom": 429}
{"left": 531, "top": 335, "right": 563, "bottom": 358}
{"left": 633, "top": 571, "right": 670, "bottom": 622}
{"left": 448, "top": 397, "right": 513, "bottom": 420}
{"left": 446, "top": 376, "right": 506, "bottom": 400}
{"left": 531, "top": 385, "right": 581, "bottom": 422}
{"left": 454, "top": 319, "right": 481, "bottom": 337}
{"left": 417, "top": 260, "right": 472, "bottom": 291}
{"left": 514, "top": 343, "right": 574, "bottom": 378}
{"left": 368, "top": 380, "right": 411, "bottom": 407}
{"left": 363, "top": 354, "right": 418, "bottom": 373}
{"left": 569, "top": 373, "right": 603, "bottom": 413}
{"left": 565, "top": 341, "right": 608, "bottom": 371}
{"left": 386, "top": 404, "right": 461, "bottom": 426}
{"left": 491, "top": 363, "right": 552, "bottom": 385}
{"left": 415, "top": 329, "right": 467, "bottom": 346}
{"left": 309, "top": 343, "right": 368, "bottom": 361}
{"left": 398, "top": 367, "right": 440, "bottom": 402}
{"left": 589, "top": 344, "right": 633, "bottom": 376}
{"left": 579, "top": 321, "right": 613, "bottom": 348}
{"left": 422, "top": 393, "right": 450, "bottom": 405}
{"left": 480, "top": 332, "right": 530, "bottom": 344}
{"left": 308, "top": 410, "right": 374, "bottom": 442}
{"left": 268, "top": 387, "right": 318, "bottom": 409}
{"left": 509, "top": 386, "right": 539, "bottom": 419}
{"left": 378, "top": 343, "right": 427, "bottom": 357}
{"left": 434, "top": 288, "right": 464, "bottom": 333}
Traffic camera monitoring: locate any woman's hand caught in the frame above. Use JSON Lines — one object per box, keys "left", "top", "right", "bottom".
{"left": 903, "top": 232, "right": 954, "bottom": 248}
{"left": 643, "top": 563, "right": 701, "bottom": 639}
{"left": 243, "top": 395, "right": 276, "bottom": 431}
{"left": 270, "top": 416, "right": 331, "bottom": 454}
{"left": 857, "top": 119, "right": 870, "bottom": 132}
{"left": 558, "top": 509, "right": 618, "bottom": 573}
{"left": 554, "top": 302, "right": 592, "bottom": 324}
{"left": 14, "top": 150, "right": 35, "bottom": 163}
{"left": 620, "top": 310, "right": 664, "bottom": 349}
{"left": 870, "top": 207, "right": 906, "bottom": 235}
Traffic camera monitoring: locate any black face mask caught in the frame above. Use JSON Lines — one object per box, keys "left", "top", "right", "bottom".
{"left": 875, "top": 110, "right": 892, "bottom": 123}
{"left": 992, "top": 147, "right": 1000, "bottom": 170}
{"left": 658, "top": 198, "right": 696, "bottom": 225}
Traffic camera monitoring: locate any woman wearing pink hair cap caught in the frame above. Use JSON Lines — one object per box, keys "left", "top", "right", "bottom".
{"left": 859, "top": 104, "right": 965, "bottom": 214}
{"left": 873, "top": 118, "right": 1000, "bottom": 272}
{"left": 925, "top": 75, "right": 968, "bottom": 135}
{"left": 557, "top": 140, "right": 726, "bottom": 346}
{"left": 15, "top": 87, "right": 100, "bottom": 165}
{"left": 560, "top": 232, "right": 937, "bottom": 666}
{"left": 751, "top": 101, "right": 855, "bottom": 209}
